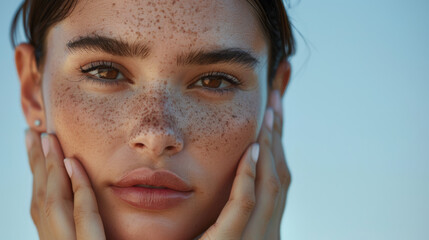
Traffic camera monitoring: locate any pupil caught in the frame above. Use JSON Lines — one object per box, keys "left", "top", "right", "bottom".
{"left": 202, "top": 77, "right": 222, "bottom": 88}
{"left": 99, "top": 68, "right": 118, "bottom": 79}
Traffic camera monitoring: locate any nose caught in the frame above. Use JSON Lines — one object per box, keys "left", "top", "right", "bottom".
{"left": 130, "top": 127, "right": 184, "bottom": 157}
{"left": 128, "top": 89, "right": 184, "bottom": 158}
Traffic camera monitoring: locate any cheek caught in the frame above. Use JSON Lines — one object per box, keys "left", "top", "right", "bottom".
{"left": 183, "top": 90, "right": 263, "bottom": 199}
{"left": 47, "top": 80, "right": 124, "bottom": 162}
{"left": 187, "top": 97, "right": 260, "bottom": 161}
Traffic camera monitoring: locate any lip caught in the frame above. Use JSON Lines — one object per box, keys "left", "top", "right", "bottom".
{"left": 111, "top": 168, "right": 193, "bottom": 210}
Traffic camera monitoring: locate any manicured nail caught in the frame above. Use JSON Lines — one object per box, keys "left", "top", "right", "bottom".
{"left": 25, "top": 129, "right": 32, "bottom": 151}
{"left": 251, "top": 144, "right": 260, "bottom": 163}
{"left": 272, "top": 90, "right": 282, "bottom": 114}
{"left": 41, "top": 133, "right": 49, "bottom": 157}
{"left": 64, "top": 158, "right": 73, "bottom": 178}
{"left": 264, "top": 108, "right": 274, "bottom": 131}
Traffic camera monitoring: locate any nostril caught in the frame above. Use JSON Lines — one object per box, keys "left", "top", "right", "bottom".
{"left": 135, "top": 143, "right": 145, "bottom": 148}
{"left": 166, "top": 146, "right": 175, "bottom": 151}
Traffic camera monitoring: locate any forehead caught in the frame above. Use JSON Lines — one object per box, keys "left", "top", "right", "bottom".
{"left": 53, "top": 0, "right": 268, "bottom": 57}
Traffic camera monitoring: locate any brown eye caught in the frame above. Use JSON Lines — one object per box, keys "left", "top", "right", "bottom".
{"left": 89, "top": 68, "right": 122, "bottom": 80}
{"left": 192, "top": 72, "right": 240, "bottom": 90}
{"left": 201, "top": 76, "right": 225, "bottom": 88}
{"left": 80, "top": 61, "right": 126, "bottom": 82}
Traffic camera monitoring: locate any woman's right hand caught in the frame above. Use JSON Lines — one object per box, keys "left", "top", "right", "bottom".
{"left": 25, "top": 129, "right": 106, "bottom": 240}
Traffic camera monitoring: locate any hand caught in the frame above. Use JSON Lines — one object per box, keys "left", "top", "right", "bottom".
{"left": 25, "top": 130, "right": 106, "bottom": 240}
{"left": 199, "top": 90, "right": 291, "bottom": 240}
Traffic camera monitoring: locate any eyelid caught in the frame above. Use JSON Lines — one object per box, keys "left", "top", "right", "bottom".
{"left": 185, "top": 71, "right": 243, "bottom": 97}
{"left": 79, "top": 60, "right": 134, "bottom": 82}
{"left": 189, "top": 71, "right": 242, "bottom": 88}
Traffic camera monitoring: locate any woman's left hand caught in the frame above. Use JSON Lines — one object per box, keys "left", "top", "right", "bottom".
{"left": 199, "top": 90, "right": 292, "bottom": 240}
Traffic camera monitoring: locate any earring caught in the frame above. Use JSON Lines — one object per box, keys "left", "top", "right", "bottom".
{"left": 34, "top": 119, "right": 41, "bottom": 127}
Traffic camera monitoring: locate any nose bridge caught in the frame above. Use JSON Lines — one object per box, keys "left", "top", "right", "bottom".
{"left": 128, "top": 86, "right": 183, "bottom": 157}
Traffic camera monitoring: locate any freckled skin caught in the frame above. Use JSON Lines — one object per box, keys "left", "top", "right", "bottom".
{"left": 41, "top": 0, "right": 269, "bottom": 239}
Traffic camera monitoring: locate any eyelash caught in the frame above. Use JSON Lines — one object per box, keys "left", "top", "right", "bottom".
{"left": 80, "top": 61, "right": 127, "bottom": 87}
{"left": 79, "top": 61, "right": 242, "bottom": 95}
{"left": 188, "top": 71, "right": 242, "bottom": 95}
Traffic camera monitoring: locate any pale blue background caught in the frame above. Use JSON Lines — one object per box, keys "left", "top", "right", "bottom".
{"left": 1, "top": 1, "right": 428, "bottom": 239}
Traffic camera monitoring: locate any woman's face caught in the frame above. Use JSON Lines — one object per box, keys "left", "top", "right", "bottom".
{"left": 41, "top": 0, "right": 269, "bottom": 239}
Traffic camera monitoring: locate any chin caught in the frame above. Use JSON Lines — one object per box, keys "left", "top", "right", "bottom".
{"left": 102, "top": 216, "right": 204, "bottom": 240}
{"left": 97, "top": 196, "right": 215, "bottom": 240}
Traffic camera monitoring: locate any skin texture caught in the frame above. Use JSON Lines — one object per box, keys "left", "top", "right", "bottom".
{"left": 16, "top": 0, "right": 291, "bottom": 239}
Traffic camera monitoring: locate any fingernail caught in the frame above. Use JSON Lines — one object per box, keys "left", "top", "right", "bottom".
{"left": 25, "top": 129, "right": 32, "bottom": 151}
{"left": 41, "top": 133, "right": 49, "bottom": 157}
{"left": 64, "top": 158, "right": 73, "bottom": 178}
{"left": 251, "top": 144, "right": 260, "bottom": 163}
{"left": 264, "top": 108, "right": 274, "bottom": 131}
{"left": 272, "top": 90, "right": 282, "bottom": 114}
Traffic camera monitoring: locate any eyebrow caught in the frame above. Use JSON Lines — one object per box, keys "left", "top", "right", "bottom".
{"left": 176, "top": 48, "right": 259, "bottom": 69}
{"left": 67, "top": 35, "right": 259, "bottom": 68}
{"left": 67, "top": 35, "right": 150, "bottom": 58}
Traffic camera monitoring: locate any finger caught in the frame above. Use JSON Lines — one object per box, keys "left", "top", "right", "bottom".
{"left": 243, "top": 108, "right": 281, "bottom": 239}
{"left": 272, "top": 117, "right": 291, "bottom": 189}
{"left": 42, "top": 133, "right": 76, "bottom": 240}
{"left": 257, "top": 107, "right": 274, "bottom": 148}
{"left": 200, "top": 143, "right": 259, "bottom": 240}
{"left": 270, "top": 90, "right": 291, "bottom": 194}
{"left": 25, "top": 130, "right": 47, "bottom": 231}
{"left": 267, "top": 90, "right": 292, "bottom": 239}
{"left": 269, "top": 90, "right": 283, "bottom": 136}
{"left": 266, "top": 123, "right": 289, "bottom": 240}
{"left": 66, "top": 157, "right": 106, "bottom": 240}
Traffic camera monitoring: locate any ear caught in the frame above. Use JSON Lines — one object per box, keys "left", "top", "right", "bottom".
{"left": 271, "top": 60, "right": 291, "bottom": 97}
{"left": 15, "top": 43, "right": 46, "bottom": 132}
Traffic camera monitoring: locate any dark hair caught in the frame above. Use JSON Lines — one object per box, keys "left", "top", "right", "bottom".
{"left": 10, "top": 0, "right": 295, "bottom": 83}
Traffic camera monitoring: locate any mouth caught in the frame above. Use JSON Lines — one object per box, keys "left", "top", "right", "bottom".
{"left": 111, "top": 168, "right": 193, "bottom": 210}
{"left": 133, "top": 184, "right": 168, "bottom": 189}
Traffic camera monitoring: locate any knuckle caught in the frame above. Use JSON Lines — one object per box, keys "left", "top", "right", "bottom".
{"left": 243, "top": 163, "right": 256, "bottom": 179}
{"left": 43, "top": 201, "right": 55, "bottom": 219}
{"left": 44, "top": 194, "right": 57, "bottom": 209}
{"left": 283, "top": 170, "right": 292, "bottom": 186}
{"left": 28, "top": 150, "right": 44, "bottom": 173}
{"left": 73, "top": 211, "right": 86, "bottom": 226}
{"left": 43, "top": 197, "right": 67, "bottom": 222}
{"left": 203, "top": 230, "right": 216, "bottom": 240}
{"left": 45, "top": 159, "right": 56, "bottom": 176}
{"left": 261, "top": 131, "right": 272, "bottom": 147}
{"left": 30, "top": 202, "right": 39, "bottom": 222}
{"left": 273, "top": 116, "right": 283, "bottom": 133}
{"left": 34, "top": 188, "right": 46, "bottom": 204}
{"left": 277, "top": 161, "right": 291, "bottom": 186}
{"left": 238, "top": 197, "right": 256, "bottom": 214}
{"left": 72, "top": 182, "right": 89, "bottom": 194}
{"left": 73, "top": 208, "right": 99, "bottom": 226}
{"left": 29, "top": 146, "right": 44, "bottom": 162}
{"left": 267, "top": 175, "right": 281, "bottom": 196}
